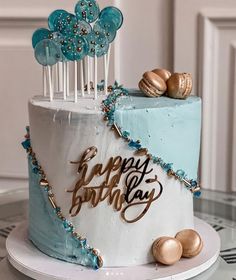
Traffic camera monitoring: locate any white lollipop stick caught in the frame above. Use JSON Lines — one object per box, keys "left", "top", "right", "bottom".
{"left": 104, "top": 55, "right": 108, "bottom": 95}
{"left": 74, "top": 61, "right": 78, "bottom": 103}
{"left": 80, "top": 60, "right": 85, "bottom": 97}
{"left": 43, "top": 66, "right": 47, "bottom": 96}
{"left": 94, "top": 55, "right": 98, "bottom": 100}
{"left": 58, "top": 62, "right": 63, "bottom": 92}
{"left": 55, "top": 63, "right": 59, "bottom": 92}
{"left": 47, "top": 66, "right": 53, "bottom": 102}
{"left": 51, "top": 66, "right": 54, "bottom": 94}
{"left": 106, "top": 46, "right": 111, "bottom": 83}
{"left": 63, "top": 62, "right": 66, "bottom": 100}
{"left": 66, "top": 62, "right": 69, "bottom": 96}
{"left": 87, "top": 56, "right": 91, "bottom": 95}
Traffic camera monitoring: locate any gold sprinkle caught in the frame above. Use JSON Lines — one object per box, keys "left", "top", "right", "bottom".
{"left": 48, "top": 196, "right": 57, "bottom": 209}
{"left": 135, "top": 148, "right": 148, "bottom": 156}
{"left": 39, "top": 178, "right": 49, "bottom": 187}
{"left": 111, "top": 123, "right": 122, "bottom": 137}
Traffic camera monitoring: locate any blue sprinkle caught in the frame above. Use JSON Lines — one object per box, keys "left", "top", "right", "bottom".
{"left": 194, "top": 191, "right": 201, "bottom": 198}
{"left": 176, "top": 169, "right": 186, "bottom": 179}
{"left": 32, "top": 166, "right": 39, "bottom": 174}
{"left": 163, "top": 163, "right": 173, "bottom": 172}
{"left": 128, "top": 140, "right": 142, "bottom": 150}
{"left": 190, "top": 180, "right": 198, "bottom": 187}
{"left": 80, "top": 238, "right": 87, "bottom": 247}
{"left": 21, "top": 139, "right": 31, "bottom": 150}
{"left": 122, "top": 131, "right": 130, "bottom": 138}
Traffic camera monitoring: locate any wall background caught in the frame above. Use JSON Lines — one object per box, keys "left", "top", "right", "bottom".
{"left": 0, "top": 0, "right": 235, "bottom": 193}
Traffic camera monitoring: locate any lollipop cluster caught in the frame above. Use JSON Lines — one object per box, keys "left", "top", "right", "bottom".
{"left": 33, "top": 2, "right": 123, "bottom": 66}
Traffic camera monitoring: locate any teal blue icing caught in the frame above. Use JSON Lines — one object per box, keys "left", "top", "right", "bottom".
{"left": 114, "top": 90, "right": 201, "bottom": 179}
{"left": 28, "top": 157, "right": 100, "bottom": 269}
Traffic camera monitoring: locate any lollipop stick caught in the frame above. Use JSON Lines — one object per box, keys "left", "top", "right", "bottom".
{"left": 106, "top": 46, "right": 111, "bottom": 84}
{"left": 104, "top": 55, "right": 108, "bottom": 95}
{"left": 58, "top": 62, "right": 63, "bottom": 92}
{"left": 43, "top": 66, "right": 47, "bottom": 96}
{"left": 47, "top": 65, "right": 53, "bottom": 102}
{"left": 74, "top": 61, "right": 78, "bottom": 103}
{"left": 63, "top": 62, "right": 66, "bottom": 100}
{"left": 87, "top": 56, "right": 91, "bottom": 95}
{"left": 80, "top": 60, "right": 85, "bottom": 97}
{"left": 94, "top": 56, "right": 98, "bottom": 100}
{"left": 66, "top": 62, "right": 69, "bottom": 96}
{"left": 51, "top": 66, "right": 54, "bottom": 94}
{"left": 55, "top": 63, "right": 59, "bottom": 92}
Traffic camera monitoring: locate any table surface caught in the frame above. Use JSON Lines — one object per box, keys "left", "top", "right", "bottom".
{"left": 0, "top": 188, "right": 236, "bottom": 280}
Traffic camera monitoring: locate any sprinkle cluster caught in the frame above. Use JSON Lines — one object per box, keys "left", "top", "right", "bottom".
{"left": 32, "top": 2, "right": 123, "bottom": 66}
{"left": 22, "top": 127, "right": 103, "bottom": 270}
{"left": 101, "top": 84, "right": 201, "bottom": 197}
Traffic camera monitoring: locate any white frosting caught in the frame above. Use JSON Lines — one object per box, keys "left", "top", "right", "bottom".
{"left": 29, "top": 94, "right": 194, "bottom": 267}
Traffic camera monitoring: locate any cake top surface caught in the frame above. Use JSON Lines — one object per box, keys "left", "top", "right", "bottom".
{"left": 30, "top": 90, "right": 200, "bottom": 114}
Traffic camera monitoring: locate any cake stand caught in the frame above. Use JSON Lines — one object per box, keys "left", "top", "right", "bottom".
{"left": 6, "top": 217, "right": 220, "bottom": 280}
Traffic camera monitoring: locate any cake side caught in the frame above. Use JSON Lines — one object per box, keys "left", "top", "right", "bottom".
{"left": 27, "top": 92, "right": 201, "bottom": 267}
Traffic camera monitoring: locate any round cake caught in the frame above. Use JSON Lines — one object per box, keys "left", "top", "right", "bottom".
{"left": 25, "top": 90, "right": 201, "bottom": 268}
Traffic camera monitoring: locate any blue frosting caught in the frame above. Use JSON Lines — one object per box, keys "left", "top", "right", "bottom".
{"left": 114, "top": 91, "right": 201, "bottom": 179}
{"left": 28, "top": 157, "right": 101, "bottom": 269}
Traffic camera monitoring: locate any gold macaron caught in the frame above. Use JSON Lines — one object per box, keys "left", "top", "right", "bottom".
{"left": 152, "top": 237, "right": 183, "bottom": 265}
{"left": 166, "top": 73, "right": 193, "bottom": 99}
{"left": 175, "top": 229, "right": 203, "bottom": 258}
{"left": 139, "top": 71, "right": 167, "bottom": 98}
{"left": 152, "top": 68, "right": 172, "bottom": 82}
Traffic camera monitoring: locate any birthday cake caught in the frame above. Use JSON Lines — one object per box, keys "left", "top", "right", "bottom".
{"left": 22, "top": 1, "right": 202, "bottom": 270}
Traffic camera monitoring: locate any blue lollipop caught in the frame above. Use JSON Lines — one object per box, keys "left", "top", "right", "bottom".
{"left": 61, "top": 35, "right": 89, "bottom": 61}
{"left": 35, "top": 39, "right": 62, "bottom": 66}
{"left": 99, "top": 6, "right": 123, "bottom": 30}
{"left": 93, "top": 18, "right": 116, "bottom": 43}
{"left": 48, "top": 9, "right": 68, "bottom": 31}
{"left": 86, "top": 31, "right": 109, "bottom": 57}
{"left": 32, "top": 28, "right": 52, "bottom": 48}
{"left": 75, "top": 0, "right": 100, "bottom": 23}
{"left": 54, "top": 13, "right": 77, "bottom": 35}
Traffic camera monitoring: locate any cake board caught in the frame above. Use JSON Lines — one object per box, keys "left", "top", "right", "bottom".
{"left": 6, "top": 217, "right": 220, "bottom": 280}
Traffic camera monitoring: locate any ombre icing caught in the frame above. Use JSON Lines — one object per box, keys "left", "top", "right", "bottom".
{"left": 22, "top": 127, "right": 103, "bottom": 270}
{"left": 101, "top": 82, "right": 201, "bottom": 197}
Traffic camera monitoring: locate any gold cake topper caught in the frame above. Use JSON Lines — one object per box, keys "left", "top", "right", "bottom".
{"left": 67, "top": 146, "right": 163, "bottom": 223}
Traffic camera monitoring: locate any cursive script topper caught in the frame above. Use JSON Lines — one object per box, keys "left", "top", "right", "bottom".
{"left": 67, "top": 146, "right": 163, "bottom": 223}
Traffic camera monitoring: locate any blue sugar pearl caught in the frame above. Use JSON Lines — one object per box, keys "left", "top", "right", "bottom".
{"left": 152, "top": 156, "right": 159, "bottom": 164}
{"left": 128, "top": 140, "right": 142, "bottom": 150}
{"left": 21, "top": 139, "right": 31, "bottom": 150}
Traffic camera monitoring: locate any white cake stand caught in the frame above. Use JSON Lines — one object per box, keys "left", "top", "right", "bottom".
{"left": 6, "top": 217, "right": 220, "bottom": 280}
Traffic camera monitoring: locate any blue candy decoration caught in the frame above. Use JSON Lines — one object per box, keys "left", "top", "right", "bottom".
{"left": 86, "top": 31, "right": 109, "bottom": 57}
{"left": 32, "top": 28, "right": 52, "bottom": 48}
{"left": 54, "top": 13, "right": 78, "bottom": 36}
{"left": 75, "top": 0, "right": 100, "bottom": 23}
{"left": 99, "top": 6, "right": 123, "bottom": 30}
{"left": 61, "top": 35, "right": 89, "bottom": 61}
{"left": 48, "top": 9, "right": 68, "bottom": 31}
{"left": 35, "top": 39, "right": 62, "bottom": 66}
{"left": 93, "top": 18, "right": 117, "bottom": 43}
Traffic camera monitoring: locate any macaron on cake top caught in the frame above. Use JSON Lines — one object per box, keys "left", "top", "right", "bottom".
{"left": 152, "top": 68, "right": 171, "bottom": 82}
{"left": 167, "top": 73, "right": 193, "bottom": 100}
{"left": 139, "top": 71, "right": 167, "bottom": 98}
